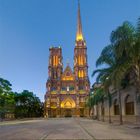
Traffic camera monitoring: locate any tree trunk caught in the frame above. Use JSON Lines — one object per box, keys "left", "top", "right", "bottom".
{"left": 118, "top": 89, "right": 123, "bottom": 125}
{"left": 102, "top": 100, "right": 104, "bottom": 122}
{"left": 134, "top": 65, "right": 140, "bottom": 97}
{"left": 92, "top": 106, "right": 94, "bottom": 119}
{"left": 108, "top": 91, "right": 112, "bottom": 123}
{"left": 89, "top": 107, "right": 91, "bottom": 118}
{"left": 108, "top": 105, "right": 111, "bottom": 123}
{"left": 96, "top": 104, "right": 99, "bottom": 120}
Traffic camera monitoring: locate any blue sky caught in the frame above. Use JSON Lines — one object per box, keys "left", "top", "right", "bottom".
{"left": 0, "top": 0, "right": 140, "bottom": 101}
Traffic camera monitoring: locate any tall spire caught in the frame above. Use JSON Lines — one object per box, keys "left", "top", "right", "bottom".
{"left": 76, "top": 0, "right": 84, "bottom": 41}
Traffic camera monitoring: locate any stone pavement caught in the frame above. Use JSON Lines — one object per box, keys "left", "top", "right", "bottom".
{"left": 0, "top": 118, "right": 140, "bottom": 140}
{"left": 77, "top": 118, "right": 140, "bottom": 140}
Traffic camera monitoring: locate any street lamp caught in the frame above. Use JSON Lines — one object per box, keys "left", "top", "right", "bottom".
{"left": 106, "top": 77, "right": 112, "bottom": 123}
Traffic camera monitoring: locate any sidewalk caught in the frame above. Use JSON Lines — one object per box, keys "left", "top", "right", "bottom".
{"left": 87, "top": 117, "right": 140, "bottom": 129}
{"left": 79, "top": 118, "right": 140, "bottom": 140}
{"left": 0, "top": 118, "right": 44, "bottom": 126}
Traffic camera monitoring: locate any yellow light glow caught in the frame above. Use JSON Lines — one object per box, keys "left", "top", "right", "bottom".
{"left": 61, "top": 91, "right": 67, "bottom": 94}
{"left": 62, "top": 76, "right": 74, "bottom": 81}
{"left": 61, "top": 97, "right": 76, "bottom": 108}
{"left": 56, "top": 56, "right": 58, "bottom": 66}
{"left": 78, "top": 56, "right": 80, "bottom": 65}
{"left": 50, "top": 102, "right": 57, "bottom": 108}
{"left": 81, "top": 56, "right": 83, "bottom": 65}
{"left": 53, "top": 56, "right": 58, "bottom": 66}
{"left": 65, "top": 101, "right": 72, "bottom": 108}
{"left": 53, "top": 56, "right": 55, "bottom": 66}
{"left": 51, "top": 91, "right": 57, "bottom": 94}
{"left": 78, "top": 70, "right": 84, "bottom": 78}
{"left": 76, "top": 34, "right": 83, "bottom": 41}
{"left": 78, "top": 56, "right": 84, "bottom": 66}
{"left": 79, "top": 90, "right": 85, "bottom": 94}
{"left": 51, "top": 106, "right": 57, "bottom": 109}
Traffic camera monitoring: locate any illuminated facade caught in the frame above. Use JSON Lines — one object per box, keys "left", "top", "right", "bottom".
{"left": 44, "top": 3, "right": 90, "bottom": 117}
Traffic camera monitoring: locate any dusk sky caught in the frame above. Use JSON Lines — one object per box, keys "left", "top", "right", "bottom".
{"left": 0, "top": 0, "right": 140, "bottom": 101}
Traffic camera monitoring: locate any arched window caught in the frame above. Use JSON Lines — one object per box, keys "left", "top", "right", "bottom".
{"left": 80, "top": 56, "right": 84, "bottom": 65}
{"left": 125, "top": 95, "right": 134, "bottom": 115}
{"left": 78, "top": 56, "right": 81, "bottom": 65}
{"left": 78, "top": 70, "right": 84, "bottom": 78}
{"left": 53, "top": 56, "right": 55, "bottom": 66}
{"left": 53, "top": 56, "right": 58, "bottom": 66}
{"left": 114, "top": 99, "right": 119, "bottom": 115}
{"left": 48, "top": 84, "right": 51, "bottom": 91}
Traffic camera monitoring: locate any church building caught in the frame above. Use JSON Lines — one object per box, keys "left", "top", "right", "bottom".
{"left": 44, "top": 2, "right": 90, "bottom": 117}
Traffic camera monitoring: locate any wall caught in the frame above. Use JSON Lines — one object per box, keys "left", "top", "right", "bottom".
{"left": 92, "top": 85, "right": 140, "bottom": 124}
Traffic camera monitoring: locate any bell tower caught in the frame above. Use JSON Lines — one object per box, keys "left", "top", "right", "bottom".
{"left": 47, "top": 47, "right": 63, "bottom": 92}
{"left": 74, "top": 1, "right": 90, "bottom": 92}
{"left": 48, "top": 47, "right": 63, "bottom": 79}
{"left": 44, "top": 0, "right": 90, "bottom": 118}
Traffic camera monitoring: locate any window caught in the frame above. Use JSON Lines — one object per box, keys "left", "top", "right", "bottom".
{"left": 78, "top": 70, "right": 84, "bottom": 78}
{"left": 125, "top": 95, "right": 134, "bottom": 115}
{"left": 53, "top": 56, "right": 58, "bottom": 66}
{"left": 61, "top": 87, "right": 66, "bottom": 91}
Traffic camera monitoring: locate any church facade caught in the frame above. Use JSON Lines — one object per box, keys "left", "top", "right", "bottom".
{"left": 44, "top": 3, "right": 90, "bottom": 118}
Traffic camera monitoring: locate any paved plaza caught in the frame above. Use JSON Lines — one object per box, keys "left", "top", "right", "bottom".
{"left": 0, "top": 118, "right": 140, "bottom": 140}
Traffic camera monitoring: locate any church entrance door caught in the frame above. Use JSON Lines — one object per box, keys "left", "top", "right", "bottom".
{"left": 80, "top": 108, "right": 84, "bottom": 117}
{"left": 65, "top": 109, "right": 72, "bottom": 117}
{"left": 51, "top": 109, "right": 56, "bottom": 117}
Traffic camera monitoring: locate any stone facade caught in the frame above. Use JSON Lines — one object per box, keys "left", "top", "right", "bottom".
{"left": 44, "top": 3, "right": 90, "bottom": 118}
{"left": 91, "top": 85, "right": 140, "bottom": 124}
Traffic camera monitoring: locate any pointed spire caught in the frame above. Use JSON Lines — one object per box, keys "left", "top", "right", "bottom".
{"left": 76, "top": 0, "right": 84, "bottom": 41}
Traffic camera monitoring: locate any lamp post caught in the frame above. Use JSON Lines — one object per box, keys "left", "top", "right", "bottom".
{"left": 106, "top": 77, "right": 112, "bottom": 123}
{"left": 89, "top": 90, "right": 93, "bottom": 118}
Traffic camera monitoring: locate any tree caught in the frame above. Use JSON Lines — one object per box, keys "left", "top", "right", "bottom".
{"left": 0, "top": 77, "right": 43, "bottom": 119}
{"left": 92, "top": 21, "right": 136, "bottom": 124}
{"left": 14, "top": 90, "right": 43, "bottom": 118}
{"left": 0, "top": 78, "right": 15, "bottom": 120}
{"left": 87, "top": 86, "right": 105, "bottom": 121}
{"left": 110, "top": 21, "right": 136, "bottom": 124}
{"left": 92, "top": 45, "right": 115, "bottom": 123}
{"left": 86, "top": 88, "right": 95, "bottom": 117}
{"left": 95, "top": 87, "right": 105, "bottom": 121}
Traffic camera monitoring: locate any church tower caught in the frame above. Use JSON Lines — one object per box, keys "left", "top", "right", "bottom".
{"left": 47, "top": 47, "right": 63, "bottom": 92}
{"left": 44, "top": 1, "right": 90, "bottom": 118}
{"left": 74, "top": 1, "right": 90, "bottom": 92}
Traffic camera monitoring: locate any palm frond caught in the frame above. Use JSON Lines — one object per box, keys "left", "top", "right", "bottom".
{"left": 136, "top": 17, "right": 140, "bottom": 36}
{"left": 96, "top": 45, "right": 114, "bottom": 67}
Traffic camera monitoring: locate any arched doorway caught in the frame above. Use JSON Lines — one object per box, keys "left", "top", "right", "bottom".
{"left": 50, "top": 102, "right": 57, "bottom": 117}
{"left": 61, "top": 97, "right": 76, "bottom": 117}
{"left": 114, "top": 99, "right": 119, "bottom": 115}
{"left": 125, "top": 95, "right": 134, "bottom": 115}
{"left": 65, "top": 109, "right": 72, "bottom": 117}
{"left": 51, "top": 109, "right": 57, "bottom": 117}
{"left": 64, "top": 101, "right": 72, "bottom": 117}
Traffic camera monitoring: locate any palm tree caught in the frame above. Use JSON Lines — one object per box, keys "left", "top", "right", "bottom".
{"left": 87, "top": 86, "right": 105, "bottom": 121}
{"left": 92, "top": 45, "right": 116, "bottom": 123}
{"left": 92, "top": 21, "right": 136, "bottom": 124}
{"left": 86, "top": 90, "right": 94, "bottom": 118}
{"left": 135, "top": 18, "right": 140, "bottom": 97}
{"left": 110, "top": 21, "right": 140, "bottom": 124}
